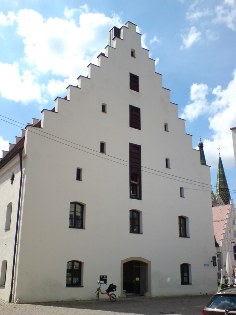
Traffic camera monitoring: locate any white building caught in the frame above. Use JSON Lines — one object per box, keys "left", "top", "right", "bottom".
{"left": 0, "top": 21, "right": 217, "bottom": 303}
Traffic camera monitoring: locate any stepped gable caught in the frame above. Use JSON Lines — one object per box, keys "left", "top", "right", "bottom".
{"left": 1, "top": 21, "right": 201, "bottom": 169}
{"left": 0, "top": 117, "right": 43, "bottom": 170}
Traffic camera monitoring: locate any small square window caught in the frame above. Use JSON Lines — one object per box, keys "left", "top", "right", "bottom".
{"left": 102, "top": 103, "right": 107, "bottom": 113}
{"left": 180, "top": 187, "right": 184, "bottom": 198}
{"left": 76, "top": 168, "right": 82, "bottom": 181}
{"left": 100, "top": 142, "right": 106, "bottom": 154}
{"left": 164, "top": 123, "right": 169, "bottom": 132}
{"left": 165, "top": 158, "right": 170, "bottom": 169}
{"left": 131, "top": 49, "right": 136, "bottom": 58}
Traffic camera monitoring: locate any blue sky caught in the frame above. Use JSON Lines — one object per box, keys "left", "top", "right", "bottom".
{"left": 0, "top": 0, "right": 236, "bottom": 199}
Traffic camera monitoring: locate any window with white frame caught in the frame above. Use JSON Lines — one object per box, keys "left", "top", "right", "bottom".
{"left": 66, "top": 260, "right": 83, "bottom": 287}
{"left": 180, "top": 263, "right": 191, "bottom": 285}
{"left": 178, "top": 216, "right": 189, "bottom": 238}
{"left": 130, "top": 210, "right": 142, "bottom": 234}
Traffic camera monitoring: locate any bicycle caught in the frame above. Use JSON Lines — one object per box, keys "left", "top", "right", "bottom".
{"left": 95, "top": 281, "right": 117, "bottom": 302}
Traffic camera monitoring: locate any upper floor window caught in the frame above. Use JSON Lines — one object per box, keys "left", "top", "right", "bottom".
{"left": 180, "top": 263, "right": 191, "bottom": 285}
{"left": 180, "top": 187, "right": 184, "bottom": 198}
{"left": 129, "top": 143, "right": 142, "bottom": 200}
{"left": 69, "top": 202, "right": 84, "bottom": 229}
{"left": 131, "top": 49, "right": 136, "bottom": 58}
{"left": 0, "top": 260, "right": 7, "bottom": 287}
{"left": 100, "top": 142, "right": 106, "bottom": 154}
{"left": 5, "top": 203, "right": 12, "bottom": 231}
{"left": 130, "top": 73, "right": 139, "bottom": 92}
{"left": 10, "top": 173, "right": 15, "bottom": 184}
{"left": 129, "top": 105, "right": 141, "bottom": 130}
{"left": 76, "top": 168, "right": 82, "bottom": 181}
{"left": 130, "top": 210, "right": 141, "bottom": 234}
{"left": 164, "top": 123, "right": 169, "bottom": 132}
{"left": 66, "top": 260, "right": 82, "bottom": 287}
{"left": 178, "top": 216, "right": 189, "bottom": 238}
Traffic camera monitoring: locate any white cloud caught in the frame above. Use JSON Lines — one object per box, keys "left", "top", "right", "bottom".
{"left": 181, "top": 83, "right": 209, "bottom": 120}
{"left": 0, "top": 11, "right": 16, "bottom": 26}
{"left": 0, "top": 136, "right": 9, "bottom": 158}
{"left": 182, "top": 70, "right": 236, "bottom": 167}
{"left": 181, "top": 26, "right": 201, "bottom": 49}
{"left": 0, "top": 7, "right": 122, "bottom": 101}
{"left": 150, "top": 35, "right": 161, "bottom": 45}
{"left": 0, "top": 62, "right": 44, "bottom": 103}
{"left": 214, "top": 0, "right": 236, "bottom": 30}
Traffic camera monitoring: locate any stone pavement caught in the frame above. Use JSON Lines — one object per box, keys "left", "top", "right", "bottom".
{"left": 0, "top": 295, "right": 211, "bottom": 315}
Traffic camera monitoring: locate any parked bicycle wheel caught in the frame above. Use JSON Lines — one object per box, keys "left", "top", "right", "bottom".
{"left": 109, "top": 293, "right": 116, "bottom": 302}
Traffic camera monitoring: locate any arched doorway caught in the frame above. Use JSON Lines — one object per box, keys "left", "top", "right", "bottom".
{"left": 121, "top": 258, "right": 151, "bottom": 296}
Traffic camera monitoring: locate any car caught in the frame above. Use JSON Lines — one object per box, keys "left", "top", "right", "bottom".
{"left": 202, "top": 287, "right": 236, "bottom": 314}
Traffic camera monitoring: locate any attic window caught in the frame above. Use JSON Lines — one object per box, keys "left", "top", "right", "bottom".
{"left": 164, "top": 123, "right": 169, "bottom": 132}
{"left": 10, "top": 173, "right": 15, "bottom": 185}
{"left": 131, "top": 49, "right": 136, "bottom": 58}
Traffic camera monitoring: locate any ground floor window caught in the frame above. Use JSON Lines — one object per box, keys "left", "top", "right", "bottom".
{"left": 66, "top": 260, "right": 82, "bottom": 287}
{"left": 0, "top": 260, "right": 7, "bottom": 287}
{"left": 180, "top": 263, "right": 191, "bottom": 285}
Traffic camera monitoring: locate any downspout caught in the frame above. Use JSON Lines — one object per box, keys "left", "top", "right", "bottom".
{"left": 9, "top": 148, "right": 23, "bottom": 303}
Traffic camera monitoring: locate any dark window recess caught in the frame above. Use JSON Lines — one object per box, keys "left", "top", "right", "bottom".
{"left": 165, "top": 158, "right": 170, "bottom": 169}
{"left": 10, "top": 173, "right": 15, "bottom": 184}
{"left": 178, "top": 216, "right": 187, "bottom": 237}
{"left": 180, "top": 263, "right": 191, "bottom": 285}
{"left": 66, "top": 260, "right": 82, "bottom": 287}
{"left": 111, "top": 26, "right": 121, "bottom": 39}
{"left": 164, "top": 123, "right": 169, "bottom": 132}
{"left": 130, "top": 73, "right": 139, "bottom": 92}
{"left": 102, "top": 103, "right": 107, "bottom": 113}
{"left": 129, "top": 143, "right": 142, "bottom": 200}
{"left": 100, "top": 142, "right": 106, "bottom": 154}
{"left": 69, "top": 202, "right": 84, "bottom": 229}
{"left": 129, "top": 105, "right": 141, "bottom": 130}
{"left": 180, "top": 187, "right": 184, "bottom": 198}
{"left": 131, "top": 49, "right": 135, "bottom": 57}
{"left": 76, "top": 168, "right": 82, "bottom": 181}
{"left": 130, "top": 210, "right": 141, "bottom": 233}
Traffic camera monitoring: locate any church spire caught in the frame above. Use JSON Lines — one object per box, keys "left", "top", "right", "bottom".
{"left": 216, "top": 155, "right": 231, "bottom": 205}
{"left": 198, "top": 138, "right": 206, "bottom": 165}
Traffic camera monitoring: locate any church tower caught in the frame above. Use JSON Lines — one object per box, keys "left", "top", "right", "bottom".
{"left": 215, "top": 155, "right": 231, "bottom": 205}
{"left": 198, "top": 138, "right": 206, "bottom": 165}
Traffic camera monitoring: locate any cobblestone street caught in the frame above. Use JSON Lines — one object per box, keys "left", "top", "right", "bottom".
{"left": 0, "top": 295, "right": 211, "bottom": 315}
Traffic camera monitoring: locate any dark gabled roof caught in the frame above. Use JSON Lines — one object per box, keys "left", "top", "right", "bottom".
{"left": 0, "top": 137, "right": 25, "bottom": 170}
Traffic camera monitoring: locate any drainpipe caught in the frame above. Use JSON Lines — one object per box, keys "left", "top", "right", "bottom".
{"left": 9, "top": 148, "right": 23, "bottom": 303}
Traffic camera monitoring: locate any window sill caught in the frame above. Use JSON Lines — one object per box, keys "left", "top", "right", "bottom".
{"left": 69, "top": 227, "right": 85, "bottom": 230}
{"left": 66, "top": 285, "right": 84, "bottom": 288}
{"left": 181, "top": 283, "right": 192, "bottom": 285}
{"left": 179, "top": 236, "right": 190, "bottom": 238}
{"left": 130, "top": 232, "right": 143, "bottom": 234}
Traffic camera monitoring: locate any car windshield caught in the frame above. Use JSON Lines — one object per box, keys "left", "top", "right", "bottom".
{"left": 207, "top": 294, "right": 236, "bottom": 310}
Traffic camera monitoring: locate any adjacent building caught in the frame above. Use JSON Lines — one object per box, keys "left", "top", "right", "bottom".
{"left": 0, "top": 22, "right": 217, "bottom": 303}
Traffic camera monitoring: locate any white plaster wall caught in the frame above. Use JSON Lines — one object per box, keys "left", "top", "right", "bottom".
{"left": 0, "top": 154, "right": 24, "bottom": 301}
{"left": 11, "top": 22, "right": 217, "bottom": 302}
